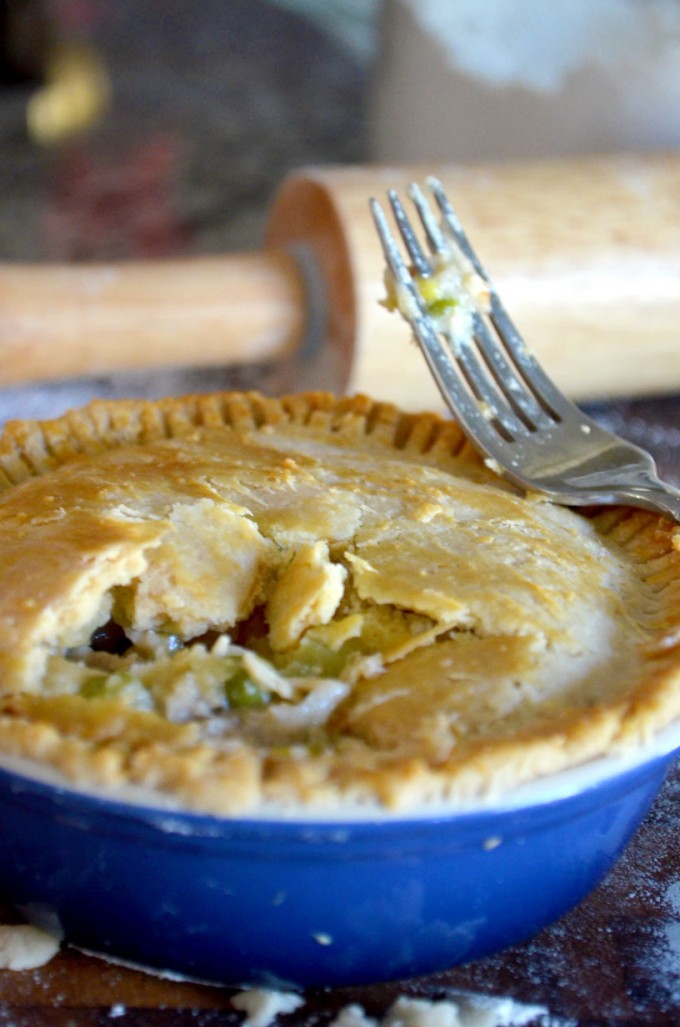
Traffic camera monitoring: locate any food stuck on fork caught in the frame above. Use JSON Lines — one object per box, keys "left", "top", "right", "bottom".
{"left": 371, "top": 178, "right": 680, "bottom": 522}
{"left": 379, "top": 183, "right": 491, "bottom": 349}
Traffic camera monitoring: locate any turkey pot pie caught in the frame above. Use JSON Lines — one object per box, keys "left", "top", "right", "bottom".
{"left": 1, "top": 390, "right": 680, "bottom": 815}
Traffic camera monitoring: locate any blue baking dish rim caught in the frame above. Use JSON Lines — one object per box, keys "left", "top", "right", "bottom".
{"left": 0, "top": 745, "right": 676, "bottom": 849}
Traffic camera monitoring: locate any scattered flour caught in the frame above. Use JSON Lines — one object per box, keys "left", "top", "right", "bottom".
{"left": 231, "top": 990, "right": 555, "bottom": 1027}
{"left": 652, "top": 877, "right": 680, "bottom": 1005}
{"left": 0, "top": 923, "right": 60, "bottom": 971}
{"left": 664, "top": 879, "right": 680, "bottom": 916}
{"left": 361, "top": 995, "right": 550, "bottom": 1027}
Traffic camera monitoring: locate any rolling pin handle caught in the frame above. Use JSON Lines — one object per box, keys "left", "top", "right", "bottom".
{"left": 0, "top": 252, "right": 306, "bottom": 386}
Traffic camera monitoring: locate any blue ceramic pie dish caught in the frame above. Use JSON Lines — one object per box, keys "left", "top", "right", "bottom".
{"left": 0, "top": 727, "right": 678, "bottom": 989}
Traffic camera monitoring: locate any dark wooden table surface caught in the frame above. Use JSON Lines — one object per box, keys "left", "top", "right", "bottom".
{"left": 1, "top": 759, "right": 679, "bottom": 1027}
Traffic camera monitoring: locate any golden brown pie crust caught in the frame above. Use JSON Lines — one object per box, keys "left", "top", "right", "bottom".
{"left": 0, "top": 390, "right": 679, "bottom": 815}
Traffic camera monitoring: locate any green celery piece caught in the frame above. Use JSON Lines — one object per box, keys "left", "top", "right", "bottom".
{"left": 427, "top": 296, "right": 458, "bottom": 318}
{"left": 225, "top": 668, "right": 269, "bottom": 709}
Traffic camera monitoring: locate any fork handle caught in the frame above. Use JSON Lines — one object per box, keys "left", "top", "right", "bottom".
{"left": 622, "top": 477, "right": 680, "bottom": 523}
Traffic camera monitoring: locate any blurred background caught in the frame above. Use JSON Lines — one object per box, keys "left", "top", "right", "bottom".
{"left": 0, "top": 0, "right": 377, "bottom": 418}
{"left": 0, "top": 0, "right": 376, "bottom": 261}
{"left": 1, "top": 0, "right": 680, "bottom": 475}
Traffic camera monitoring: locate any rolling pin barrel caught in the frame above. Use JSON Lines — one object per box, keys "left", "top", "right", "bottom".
{"left": 267, "top": 154, "right": 680, "bottom": 409}
{"left": 0, "top": 153, "right": 679, "bottom": 410}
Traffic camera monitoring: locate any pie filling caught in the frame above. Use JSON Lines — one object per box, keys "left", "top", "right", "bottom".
{"left": 0, "top": 392, "right": 678, "bottom": 814}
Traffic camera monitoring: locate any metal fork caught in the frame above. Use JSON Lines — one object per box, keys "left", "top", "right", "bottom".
{"left": 370, "top": 178, "right": 680, "bottom": 523}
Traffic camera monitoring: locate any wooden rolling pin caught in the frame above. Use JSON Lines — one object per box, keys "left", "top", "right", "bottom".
{"left": 1, "top": 152, "right": 679, "bottom": 411}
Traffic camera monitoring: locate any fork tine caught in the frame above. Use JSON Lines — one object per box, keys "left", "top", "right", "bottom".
{"left": 371, "top": 194, "right": 530, "bottom": 441}
{"left": 451, "top": 336, "right": 533, "bottom": 441}
{"left": 387, "top": 190, "right": 431, "bottom": 276}
{"left": 469, "top": 308, "right": 557, "bottom": 430}
{"left": 370, "top": 198, "right": 418, "bottom": 291}
{"left": 407, "top": 183, "right": 448, "bottom": 257}
{"left": 488, "top": 299, "right": 568, "bottom": 420}
{"left": 406, "top": 180, "right": 553, "bottom": 431}
{"left": 413, "top": 308, "right": 519, "bottom": 453}
{"left": 375, "top": 184, "right": 563, "bottom": 437}
{"left": 426, "top": 177, "right": 572, "bottom": 422}
{"left": 426, "top": 177, "right": 486, "bottom": 278}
